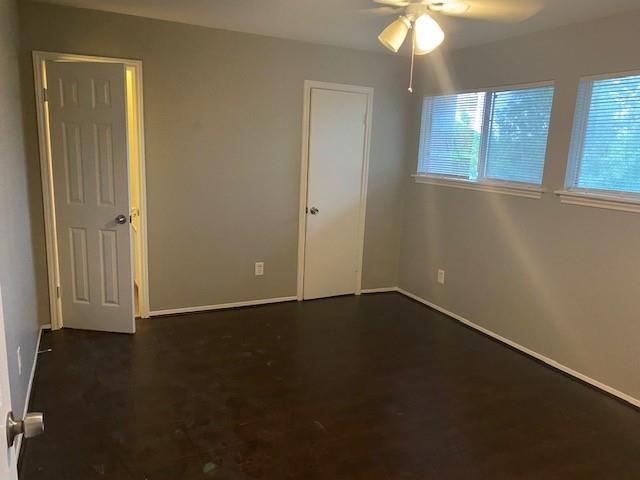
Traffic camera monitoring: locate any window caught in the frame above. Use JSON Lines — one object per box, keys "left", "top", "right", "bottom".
{"left": 418, "top": 91, "right": 486, "bottom": 179}
{"left": 565, "top": 73, "right": 640, "bottom": 196}
{"left": 417, "top": 84, "right": 555, "bottom": 188}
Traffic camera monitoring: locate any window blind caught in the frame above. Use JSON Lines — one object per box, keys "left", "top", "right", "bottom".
{"left": 484, "top": 86, "right": 554, "bottom": 184}
{"left": 418, "top": 92, "right": 485, "bottom": 179}
{"left": 417, "top": 84, "right": 554, "bottom": 186}
{"left": 568, "top": 74, "right": 640, "bottom": 194}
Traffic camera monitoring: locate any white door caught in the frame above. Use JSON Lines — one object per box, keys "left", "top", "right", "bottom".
{"left": 47, "top": 61, "right": 135, "bottom": 333}
{"left": 303, "top": 87, "right": 369, "bottom": 300}
{"left": 0, "top": 287, "right": 18, "bottom": 480}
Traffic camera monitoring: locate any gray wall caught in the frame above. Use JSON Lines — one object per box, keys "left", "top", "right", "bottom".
{"left": 19, "top": 2, "right": 409, "bottom": 312}
{"left": 400, "top": 12, "right": 640, "bottom": 401}
{"left": 18, "top": 1, "right": 638, "bottom": 403}
{"left": 0, "top": 0, "right": 43, "bottom": 416}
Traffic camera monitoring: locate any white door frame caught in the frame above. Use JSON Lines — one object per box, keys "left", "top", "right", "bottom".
{"left": 32, "top": 51, "right": 151, "bottom": 329}
{"left": 296, "top": 80, "right": 374, "bottom": 300}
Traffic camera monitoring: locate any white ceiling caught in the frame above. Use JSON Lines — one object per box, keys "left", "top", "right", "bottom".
{"left": 35, "top": 0, "right": 640, "bottom": 53}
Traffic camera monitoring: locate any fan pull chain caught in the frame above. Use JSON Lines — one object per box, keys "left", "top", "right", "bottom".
{"left": 408, "top": 27, "right": 415, "bottom": 93}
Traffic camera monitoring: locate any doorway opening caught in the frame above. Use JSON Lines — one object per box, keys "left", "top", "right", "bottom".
{"left": 33, "top": 51, "right": 150, "bottom": 331}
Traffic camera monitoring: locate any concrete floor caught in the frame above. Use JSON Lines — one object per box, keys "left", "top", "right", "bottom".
{"left": 19, "top": 293, "right": 640, "bottom": 479}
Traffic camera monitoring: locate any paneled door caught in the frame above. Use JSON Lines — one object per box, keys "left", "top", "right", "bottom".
{"left": 47, "top": 61, "right": 134, "bottom": 333}
{"left": 303, "top": 87, "right": 369, "bottom": 300}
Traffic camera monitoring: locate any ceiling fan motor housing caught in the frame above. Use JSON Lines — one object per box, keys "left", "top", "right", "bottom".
{"left": 405, "top": 3, "right": 431, "bottom": 20}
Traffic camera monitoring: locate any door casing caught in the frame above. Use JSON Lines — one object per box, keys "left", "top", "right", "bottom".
{"left": 32, "top": 51, "right": 150, "bottom": 329}
{"left": 296, "top": 81, "right": 374, "bottom": 300}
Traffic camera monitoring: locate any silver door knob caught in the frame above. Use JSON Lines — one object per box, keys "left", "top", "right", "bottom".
{"left": 309, "top": 207, "right": 319, "bottom": 215}
{"left": 6, "top": 411, "right": 44, "bottom": 447}
{"left": 116, "top": 214, "right": 128, "bottom": 224}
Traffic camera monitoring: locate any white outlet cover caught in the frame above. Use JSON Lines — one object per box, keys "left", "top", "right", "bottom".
{"left": 255, "top": 262, "right": 264, "bottom": 276}
{"left": 437, "top": 269, "right": 445, "bottom": 285}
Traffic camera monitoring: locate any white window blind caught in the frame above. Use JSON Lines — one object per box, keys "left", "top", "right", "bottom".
{"left": 566, "top": 73, "right": 640, "bottom": 195}
{"left": 418, "top": 84, "right": 555, "bottom": 186}
{"left": 418, "top": 92, "right": 485, "bottom": 179}
{"left": 484, "top": 86, "right": 554, "bottom": 184}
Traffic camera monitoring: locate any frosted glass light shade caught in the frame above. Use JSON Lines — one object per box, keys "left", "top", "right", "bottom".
{"left": 378, "top": 16, "right": 411, "bottom": 53}
{"left": 414, "top": 14, "right": 445, "bottom": 55}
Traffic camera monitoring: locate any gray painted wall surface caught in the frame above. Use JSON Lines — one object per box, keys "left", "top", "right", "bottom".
{"left": 400, "top": 12, "right": 640, "bottom": 401}
{"left": 16, "top": 2, "right": 639, "bottom": 404}
{"left": 0, "top": 0, "right": 43, "bottom": 417}
{"left": 19, "top": 2, "right": 409, "bottom": 312}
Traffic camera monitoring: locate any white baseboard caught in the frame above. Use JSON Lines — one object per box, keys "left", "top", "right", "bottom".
{"left": 360, "top": 287, "right": 400, "bottom": 294}
{"left": 16, "top": 324, "right": 50, "bottom": 458}
{"left": 396, "top": 287, "right": 640, "bottom": 409}
{"left": 147, "top": 287, "right": 638, "bottom": 408}
{"left": 149, "top": 295, "right": 298, "bottom": 317}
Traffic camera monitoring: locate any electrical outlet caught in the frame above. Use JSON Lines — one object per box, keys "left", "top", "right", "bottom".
{"left": 255, "top": 262, "right": 264, "bottom": 276}
{"left": 17, "top": 346, "right": 22, "bottom": 376}
{"left": 437, "top": 269, "right": 445, "bottom": 285}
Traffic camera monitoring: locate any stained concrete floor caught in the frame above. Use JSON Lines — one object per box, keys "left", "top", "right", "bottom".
{"left": 19, "top": 293, "right": 640, "bottom": 479}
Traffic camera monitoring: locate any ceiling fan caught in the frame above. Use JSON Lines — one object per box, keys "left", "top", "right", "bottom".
{"left": 370, "top": 0, "right": 542, "bottom": 92}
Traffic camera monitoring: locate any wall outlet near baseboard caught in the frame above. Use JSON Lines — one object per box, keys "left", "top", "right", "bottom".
{"left": 17, "top": 346, "right": 22, "bottom": 376}
{"left": 437, "top": 269, "right": 445, "bottom": 285}
{"left": 255, "top": 262, "right": 264, "bottom": 276}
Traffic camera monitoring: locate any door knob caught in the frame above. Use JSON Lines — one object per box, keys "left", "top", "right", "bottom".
{"left": 309, "top": 207, "right": 319, "bottom": 215}
{"left": 116, "top": 214, "right": 128, "bottom": 225}
{"left": 6, "top": 411, "right": 44, "bottom": 447}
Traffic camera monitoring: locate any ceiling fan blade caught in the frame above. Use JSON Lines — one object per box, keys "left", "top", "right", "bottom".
{"left": 432, "top": 0, "right": 542, "bottom": 23}
{"left": 374, "top": 0, "right": 410, "bottom": 7}
{"left": 356, "top": 6, "right": 403, "bottom": 16}
{"left": 428, "top": 1, "right": 470, "bottom": 15}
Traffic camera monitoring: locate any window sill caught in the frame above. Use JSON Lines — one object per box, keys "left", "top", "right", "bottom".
{"left": 412, "top": 174, "right": 544, "bottom": 199}
{"left": 555, "top": 189, "right": 640, "bottom": 213}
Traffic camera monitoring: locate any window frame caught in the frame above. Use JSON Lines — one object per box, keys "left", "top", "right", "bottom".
{"left": 557, "top": 70, "right": 640, "bottom": 212}
{"left": 415, "top": 81, "right": 555, "bottom": 198}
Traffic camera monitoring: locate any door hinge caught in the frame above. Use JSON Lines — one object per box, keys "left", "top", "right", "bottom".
{"left": 42, "top": 88, "right": 49, "bottom": 102}
{"left": 56, "top": 285, "right": 60, "bottom": 298}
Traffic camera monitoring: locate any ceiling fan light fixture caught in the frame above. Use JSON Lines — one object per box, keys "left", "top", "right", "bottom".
{"left": 378, "top": 15, "right": 412, "bottom": 52}
{"left": 413, "top": 14, "right": 445, "bottom": 55}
